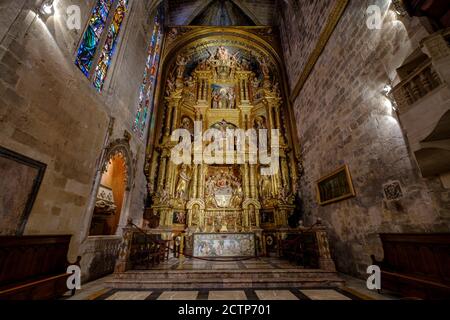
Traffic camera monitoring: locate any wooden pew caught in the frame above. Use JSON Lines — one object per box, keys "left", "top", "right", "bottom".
{"left": 371, "top": 233, "right": 450, "bottom": 299}
{"left": 0, "top": 235, "right": 80, "bottom": 300}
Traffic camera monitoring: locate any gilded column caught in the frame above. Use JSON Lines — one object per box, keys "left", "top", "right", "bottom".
{"left": 249, "top": 165, "right": 256, "bottom": 198}
{"left": 281, "top": 156, "right": 290, "bottom": 192}
{"left": 244, "top": 163, "right": 250, "bottom": 198}
{"left": 171, "top": 102, "right": 179, "bottom": 132}
{"left": 268, "top": 106, "right": 275, "bottom": 130}
{"left": 166, "top": 160, "right": 175, "bottom": 196}
{"left": 165, "top": 106, "right": 173, "bottom": 136}
{"left": 157, "top": 156, "right": 167, "bottom": 193}
{"left": 191, "top": 164, "right": 198, "bottom": 198}
{"left": 198, "top": 164, "right": 205, "bottom": 198}
{"left": 240, "top": 79, "right": 245, "bottom": 102}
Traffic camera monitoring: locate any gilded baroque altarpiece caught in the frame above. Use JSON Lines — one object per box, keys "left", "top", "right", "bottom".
{"left": 144, "top": 27, "right": 303, "bottom": 256}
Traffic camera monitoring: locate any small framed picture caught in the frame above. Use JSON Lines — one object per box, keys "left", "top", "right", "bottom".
{"left": 316, "top": 165, "right": 356, "bottom": 206}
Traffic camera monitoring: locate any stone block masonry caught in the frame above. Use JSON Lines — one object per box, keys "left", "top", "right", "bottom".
{"left": 281, "top": 0, "right": 450, "bottom": 276}
{"left": 0, "top": 0, "right": 160, "bottom": 281}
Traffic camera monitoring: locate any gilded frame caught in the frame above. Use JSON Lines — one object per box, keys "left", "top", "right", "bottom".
{"left": 316, "top": 165, "right": 355, "bottom": 206}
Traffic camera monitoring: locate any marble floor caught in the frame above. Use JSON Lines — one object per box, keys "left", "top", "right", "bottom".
{"left": 73, "top": 287, "right": 358, "bottom": 301}
{"left": 65, "top": 258, "right": 396, "bottom": 301}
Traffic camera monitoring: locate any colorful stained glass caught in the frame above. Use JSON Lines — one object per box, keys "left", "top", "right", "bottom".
{"left": 133, "top": 8, "right": 164, "bottom": 138}
{"left": 93, "top": 0, "right": 129, "bottom": 91}
{"left": 75, "top": 0, "right": 114, "bottom": 77}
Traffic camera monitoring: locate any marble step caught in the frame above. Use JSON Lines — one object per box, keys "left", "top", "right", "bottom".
{"left": 107, "top": 270, "right": 345, "bottom": 289}
{"left": 107, "top": 277, "right": 344, "bottom": 289}
{"left": 111, "top": 269, "right": 339, "bottom": 280}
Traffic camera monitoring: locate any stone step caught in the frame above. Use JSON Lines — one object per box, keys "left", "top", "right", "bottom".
{"left": 106, "top": 269, "right": 345, "bottom": 289}
{"left": 111, "top": 269, "right": 338, "bottom": 280}
{"left": 107, "top": 277, "right": 345, "bottom": 289}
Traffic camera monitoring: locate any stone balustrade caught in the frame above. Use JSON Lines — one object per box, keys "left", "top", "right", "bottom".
{"left": 392, "top": 60, "right": 443, "bottom": 113}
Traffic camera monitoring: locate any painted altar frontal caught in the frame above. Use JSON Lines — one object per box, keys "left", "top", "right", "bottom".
{"left": 193, "top": 233, "right": 256, "bottom": 258}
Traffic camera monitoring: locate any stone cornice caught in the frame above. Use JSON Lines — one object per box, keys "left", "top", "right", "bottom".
{"left": 289, "top": 0, "right": 350, "bottom": 103}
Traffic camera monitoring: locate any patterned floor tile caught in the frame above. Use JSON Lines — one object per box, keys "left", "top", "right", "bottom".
{"left": 300, "top": 289, "right": 352, "bottom": 300}
{"left": 158, "top": 291, "right": 199, "bottom": 300}
{"left": 208, "top": 290, "right": 247, "bottom": 300}
{"left": 255, "top": 290, "right": 299, "bottom": 300}
{"left": 106, "top": 291, "right": 152, "bottom": 300}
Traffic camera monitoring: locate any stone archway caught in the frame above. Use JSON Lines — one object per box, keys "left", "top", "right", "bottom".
{"left": 90, "top": 139, "right": 135, "bottom": 236}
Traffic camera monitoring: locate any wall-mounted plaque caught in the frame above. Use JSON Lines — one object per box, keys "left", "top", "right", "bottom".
{"left": 316, "top": 165, "right": 355, "bottom": 206}
{"left": 0, "top": 146, "right": 46, "bottom": 235}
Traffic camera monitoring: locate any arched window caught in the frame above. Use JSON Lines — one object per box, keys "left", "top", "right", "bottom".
{"left": 132, "top": 5, "right": 164, "bottom": 139}
{"left": 75, "top": 0, "right": 129, "bottom": 92}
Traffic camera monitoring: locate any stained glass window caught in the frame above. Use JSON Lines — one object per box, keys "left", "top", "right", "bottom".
{"left": 75, "top": 0, "right": 114, "bottom": 77}
{"left": 93, "top": 0, "right": 129, "bottom": 91}
{"left": 133, "top": 8, "right": 164, "bottom": 138}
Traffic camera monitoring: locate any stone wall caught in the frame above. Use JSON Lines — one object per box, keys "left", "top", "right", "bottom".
{"left": 0, "top": 0, "right": 159, "bottom": 279}
{"left": 281, "top": 0, "right": 450, "bottom": 276}
{"left": 278, "top": 0, "right": 334, "bottom": 88}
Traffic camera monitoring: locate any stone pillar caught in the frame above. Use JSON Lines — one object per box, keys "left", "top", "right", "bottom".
{"left": 114, "top": 227, "right": 134, "bottom": 273}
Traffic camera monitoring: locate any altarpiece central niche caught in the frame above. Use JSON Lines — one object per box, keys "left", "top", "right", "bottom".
{"left": 145, "top": 28, "right": 302, "bottom": 258}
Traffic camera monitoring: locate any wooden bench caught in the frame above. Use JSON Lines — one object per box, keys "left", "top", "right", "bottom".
{"left": 371, "top": 233, "right": 450, "bottom": 299}
{"left": 0, "top": 235, "right": 80, "bottom": 300}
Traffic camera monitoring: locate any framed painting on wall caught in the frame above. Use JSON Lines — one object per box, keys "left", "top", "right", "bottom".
{"left": 0, "top": 146, "right": 46, "bottom": 235}
{"left": 316, "top": 165, "right": 355, "bottom": 206}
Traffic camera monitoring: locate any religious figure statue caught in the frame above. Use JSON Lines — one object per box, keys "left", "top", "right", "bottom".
{"left": 180, "top": 116, "right": 193, "bottom": 134}
{"left": 249, "top": 205, "right": 256, "bottom": 227}
{"left": 166, "top": 77, "right": 176, "bottom": 96}
{"left": 254, "top": 116, "right": 267, "bottom": 130}
{"left": 176, "top": 54, "right": 187, "bottom": 79}
{"left": 251, "top": 77, "right": 261, "bottom": 100}
{"left": 260, "top": 175, "right": 272, "bottom": 199}
{"left": 231, "top": 182, "right": 243, "bottom": 207}
{"left": 257, "top": 56, "right": 270, "bottom": 78}
{"left": 272, "top": 81, "right": 281, "bottom": 97}
{"left": 240, "top": 58, "right": 250, "bottom": 71}
{"left": 212, "top": 90, "right": 220, "bottom": 109}
{"left": 191, "top": 205, "right": 200, "bottom": 226}
{"left": 175, "top": 164, "right": 191, "bottom": 199}
{"left": 227, "top": 88, "right": 236, "bottom": 109}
